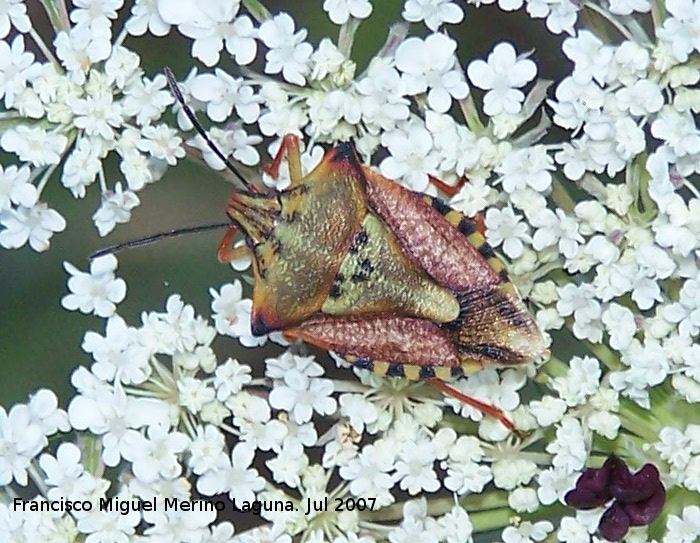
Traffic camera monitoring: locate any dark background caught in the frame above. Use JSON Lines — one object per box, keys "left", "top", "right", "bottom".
{"left": 0, "top": 1, "right": 568, "bottom": 409}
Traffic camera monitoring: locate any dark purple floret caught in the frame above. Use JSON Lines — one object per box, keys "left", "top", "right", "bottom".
{"left": 566, "top": 456, "right": 666, "bottom": 542}
{"left": 623, "top": 484, "right": 666, "bottom": 526}
{"left": 564, "top": 455, "right": 617, "bottom": 509}
{"left": 599, "top": 502, "right": 631, "bottom": 542}
{"left": 610, "top": 463, "right": 661, "bottom": 504}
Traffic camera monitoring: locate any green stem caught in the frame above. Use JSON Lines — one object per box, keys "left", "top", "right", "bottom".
{"left": 36, "top": 163, "right": 59, "bottom": 195}
{"left": 338, "top": 18, "right": 361, "bottom": 58}
{"left": 362, "top": 491, "right": 511, "bottom": 523}
{"left": 39, "top": 0, "right": 70, "bottom": 33}
{"left": 458, "top": 93, "right": 485, "bottom": 134}
{"left": 241, "top": 0, "right": 271, "bottom": 23}
{"left": 28, "top": 463, "right": 49, "bottom": 496}
{"left": 540, "top": 356, "right": 570, "bottom": 379}
{"left": 583, "top": 1, "right": 635, "bottom": 41}
{"left": 650, "top": 0, "right": 666, "bottom": 31}
{"left": 28, "top": 27, "right": 61, "bottom": 70}
{"left": 617, "top": 397, "right": 661, "bottom": 442}
{"left": 81, "top": 434, "right": 104, "bottom": 477}
{"left": 550, "top": 177, "right": 577, "bottom": 215}
{"left": 584, "top": 341, "right": 622, "bottom": 371}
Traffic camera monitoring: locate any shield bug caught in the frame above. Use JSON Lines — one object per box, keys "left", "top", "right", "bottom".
{"left": 149, "top": 69, "right": 548, "bottom": 434}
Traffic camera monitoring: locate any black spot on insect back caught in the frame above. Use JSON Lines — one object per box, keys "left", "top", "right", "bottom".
{"left": 349, "top": 229, "right": 369, "bottom": 254}
{"left": 329, "top": 284, "right": 342, "bottom": 298}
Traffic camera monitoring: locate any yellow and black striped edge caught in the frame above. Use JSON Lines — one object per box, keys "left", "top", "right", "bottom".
{"left": 347, "top": 354, "right": 465, "bottom": 382}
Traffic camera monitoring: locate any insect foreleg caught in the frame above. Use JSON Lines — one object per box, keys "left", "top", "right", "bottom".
{"left": 263, "top": 134, "right": 303, "bottom": 185}
{"left": 217, "top": 224, "right": 250, "bottom": 263}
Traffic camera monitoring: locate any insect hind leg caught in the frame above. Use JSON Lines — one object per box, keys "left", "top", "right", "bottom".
{"left": 426, "top": 378, "right": 524, "bottom": 438}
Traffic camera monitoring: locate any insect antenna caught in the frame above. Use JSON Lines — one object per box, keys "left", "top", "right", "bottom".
{"left": 163, "top": 67, "right": 253, "bottom": 192}
{"left": 89, "top": 222, "right": 230, "bottom": 260}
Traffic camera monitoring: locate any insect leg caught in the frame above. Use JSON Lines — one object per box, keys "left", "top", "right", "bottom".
{"left": 217, "top": 224, "right": 249, "bottom": 263}
{"left": 263, "top": 134, "right": 303, "bottom": 184}
{"left": 426, "top": 378, "right": 524, "bottom": 438}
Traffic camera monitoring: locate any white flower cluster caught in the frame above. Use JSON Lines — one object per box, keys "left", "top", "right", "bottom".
{"left": 3, "top": 0, "right": 700, "bottom": 542}
{"left": 0, "top": 0, "right": 184, "bottom": 249}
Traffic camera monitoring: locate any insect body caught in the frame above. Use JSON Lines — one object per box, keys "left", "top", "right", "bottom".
{"left": 161, "top": 68, "right": 546, "bottom": 432}
{"left": 222, "top": 135, "right": 546, "bottom": 411}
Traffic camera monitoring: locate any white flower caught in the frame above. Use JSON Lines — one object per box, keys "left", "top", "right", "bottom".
{"left": 467, "top": 42, "right": 537, "bottom": 116}
{"left": 69, "top": 384, "right": 169, "bottom": 466}
{"left": 0, "top": 404, "right": 46, "bottom": 486}
{"left": 0, "top": 164, "right": 35, "bottom": 210}
{"left": 485, "top": 206, "right": 531, "bottom": 258}
{"left": 77, "top": 500, "right": 141, "bottom": 542}
{"left": 557, "top": 517, "right": 591, "bottom": 543}
{"left": 380, "top": 121, "right": 441, "bottom": 191}
{"left": 323, "top": 0, "right": 373, "bottom": 25}
{"left": 531, "top": 208, "right": 583, "bottom": 259}
{"left": 561, "top": 30, "right": 613, "bottom": 85}
{"left": 82, "top": 315, "right": 151, "bottom": 385}
{"left": 402, "top": 0, "right": 463, "bottom": 31}
{"left": 0, "top": 125, "right": 68, "bottom": 167}
{"left": 258, "top": 13, "right": 313, "bottom": 86}
{"left": 664, "top": 275, "right": 700, "bottom": 337}
{"left": 39, "top": 442, "right": 84, "bottom": 501}
{"left": 651, "top": 106, "right": 700, "bottom": 158}
{"left": 61, "top": 138, "right": 102, "bottom": 198}
{"left": 609, "top": 0, "right": 650, "bottom": 14}
{"left": 658, "top": 0, "right": 700, "bottom": 62}
{"left": 664, "top": 505, "right": 700, "bottom": 543}
{"left": 121, "top": 423, "right": 189, "bottom": 483}
{"left": 0, "top": 202, "right": 66, "bottom": 252}
{"left": 62, "top": 254, "right": 126, "bottom": 318}
{"left": 0, "top": 0, "right": 30, "bottom": 38}
{"left": 339, "top": 443, "right": 394, "bottom": 497}
{"left": 188, "top": 425, "right": 228, "bottom": 475}
{"left": 546, "top": 417, "right": 587, "bottom": 472}
{"left": 0, "top": 36, "right": 37, "bottom": 109}
{"left": 551, "top": 355, "right": 601, "bottom": 406}
{"left": 92, "top": 182, "right": 140, "bottom": 236}
{"left": 601, "top": 303, "right": 636, "bottom": 350}
{"left": 213, "top": 358, "right": 252, "bottom": 401}
{"left": 122, "top": 74, "right": 173, "bottom": 126}
{"left": 395, "top": 33, "right": 468, "bottom": 113}
{"left": 437, "top": 505, "right": 473, "bottom": 543}
{"left": 138, "top": 124, "right": 185, "bottom": 165}
{"left": 266, "top": 442, "right": 308, "bottom": 488}
{"left": 126, "top": 0, "right": 170, "bottom": 37}
{"left": 394, "top": 440, "right": 440, "bottom": 494}
{"left": 157, "top": 1, "right": 256, "bottom": 66}
{"left": 269, "top": 375, "right": 337, "bottom": 424}
{"left": 496, "top": 146, "right": 554, "bottom": 194}
{"left": 188, "top": 69, "right": 260, "bottom": 123}
{"left": 27, "top": 388, "right": 69, "bottom": 435}
{"left": 528, "top": 396, "right": 567, "bottom": 427}
{"left": 197, "top": 443, "right": 265, "bottom": 507}
{"left": 503, "top": 520, "right": 554, "bottom": 543}
{"left": 72, "top": 92, "right": 123, "bottom": 141}
{"left": 210, "top": 281, "right": 266, "bottom": 347}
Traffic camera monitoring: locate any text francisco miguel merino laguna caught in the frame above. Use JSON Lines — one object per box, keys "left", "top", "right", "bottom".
{"left": 12, "top": 495, "right": 376, "bottom": 515}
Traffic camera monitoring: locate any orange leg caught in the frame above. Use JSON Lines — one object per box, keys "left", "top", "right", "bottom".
{"left": 263, "top": 134, "right": 303, "bottom": 184}
{"left": 427, "top": 378, "right": 524, "bottom": 438}
{"left": 428, "top": 174, "right": 470, "bottom": 199}
{"left": 217, "top": 224, "right": 250, "bottom": 263}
